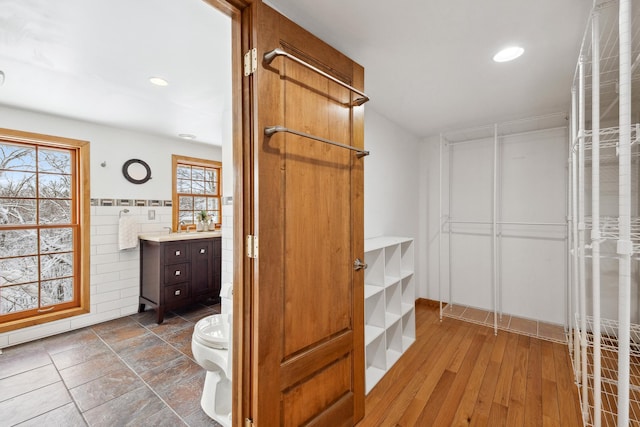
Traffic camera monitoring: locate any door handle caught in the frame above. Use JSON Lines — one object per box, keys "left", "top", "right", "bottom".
{"left": 353, "top": 258, "right": 368, "bottom": 271}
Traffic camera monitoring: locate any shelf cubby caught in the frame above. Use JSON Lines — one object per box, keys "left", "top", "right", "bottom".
{"left": 386, "top": 319, "right": 404, "bottom": 368}
{"left": 402, "top": 309, "right": 416, "bottom": 350}
{"left": 401, "top": 274, "right": 415, "bottom": 308}
{"left": 384, "top": 243, "right": 401, "bottom": 280}
{"left": 385, "top": 282, "right": 402, "bottom": 319}
{"left": 401, "top": 239, "right": 414, "bottom": 278}
{"left": 365, "top": 334, "right": 387, "bottom": 394}
{"left": 364, "top": 248, "right": 385, "bottom": 287}
{"left": 365, "top": 291, "right": 385, "bottom": 345}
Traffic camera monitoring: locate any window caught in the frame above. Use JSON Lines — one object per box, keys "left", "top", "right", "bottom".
{"left": 0, "top": 129, "right": 89, "bottom": 332}
{"left": 172, "top": 155, "right": 222, "bottom": 230}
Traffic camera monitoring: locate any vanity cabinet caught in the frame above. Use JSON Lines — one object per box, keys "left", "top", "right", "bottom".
{"left": 138, "top": 236, "right": 221, "bottom": 323}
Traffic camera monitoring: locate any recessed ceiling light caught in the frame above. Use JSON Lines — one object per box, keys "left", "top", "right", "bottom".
{"left": 492, "top": 46, "right": 524, "bottom": 63}
{"left": 149, "top": 77, "right": 169, "bottom": 87}
{"left": 178, "top": 133, "right": 196, "bottom": 140}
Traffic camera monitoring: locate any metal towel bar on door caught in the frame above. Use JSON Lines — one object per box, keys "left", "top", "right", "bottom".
{"left": 263, "top": 48, "right": 370, "bottom": 107}
{"left": 264, "top": 126, "right": 370, "bottom": 158}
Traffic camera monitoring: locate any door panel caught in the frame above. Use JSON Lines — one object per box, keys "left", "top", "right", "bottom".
{"left": 282, "top": 354, "right": 351, "bottom": 427}
{"left": 283, "top": 65, "right": 352, "bottom": 356}
{"left": 249, "top": 2, "right": 365, "bottom": 425}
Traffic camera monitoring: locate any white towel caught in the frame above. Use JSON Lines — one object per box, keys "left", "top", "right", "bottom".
{"left": 118, "top": 215, "right": 139, "bottom": 250}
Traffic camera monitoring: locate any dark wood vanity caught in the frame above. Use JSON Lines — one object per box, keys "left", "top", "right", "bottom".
{"left": 138, "top": 232, "right": 221, "bottom": 323}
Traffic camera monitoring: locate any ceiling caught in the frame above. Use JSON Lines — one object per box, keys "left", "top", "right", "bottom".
{"left": 0, "top": 0, "right": 231, "bottom": 146}
{"left": 266, "top": 0, "right": 593, "bottom": 137}
{"left": 0, "top": 0, "right": 593, "bottom": 145}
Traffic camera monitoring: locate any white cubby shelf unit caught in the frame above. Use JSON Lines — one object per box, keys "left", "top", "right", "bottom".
{"left": 364, "top": 236, "right": 416, "bottom": 394}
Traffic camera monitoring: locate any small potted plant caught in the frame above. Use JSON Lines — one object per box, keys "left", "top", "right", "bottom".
{"left": 197, "top": 210, "right": 209, "bottom": 231}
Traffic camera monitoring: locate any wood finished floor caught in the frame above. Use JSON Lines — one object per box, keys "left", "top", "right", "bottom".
{"left": 357, "top": 302, "right": 584, "bottom": 427}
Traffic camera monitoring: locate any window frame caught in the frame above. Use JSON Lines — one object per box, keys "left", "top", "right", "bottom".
{"left": 0, "top": 128, "right": 90, "bottom": 333}
{"left": 172, "top": 154, "right": 222, "bottom": 231}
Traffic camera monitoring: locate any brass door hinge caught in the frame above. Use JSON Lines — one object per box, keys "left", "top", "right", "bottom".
{"left": 246, "top": 235, "right": 258, "bottom": 259}
{"left": 245, "top": 418, "right": 254, "bottom": 427}
{"left": 244, "top": 48, "right": 257, "bottom": 76}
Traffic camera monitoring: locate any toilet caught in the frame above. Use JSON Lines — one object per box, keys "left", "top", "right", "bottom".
{"left": 192, "top": 283, "right": 234, "bottom": 427}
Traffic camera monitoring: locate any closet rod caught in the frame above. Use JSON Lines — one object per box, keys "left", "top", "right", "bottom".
{"left": 264, "top": 126, "right": 369, "bottom": 158}
{"left": 263, "top": 48, "right": 370, "bottom": 106}
{"left": 446, "top": 219, "right": 565, "bottom": 226}
{"left": 441, "top": 113, "right": 567, "bottom": 141}
{"left": 444, "top": 126, "right": 568, "bottom": 146}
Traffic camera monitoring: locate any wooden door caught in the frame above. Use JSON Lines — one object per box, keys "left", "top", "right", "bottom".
{"left": 246, "top": 2, "right": 366, "bottom": 425}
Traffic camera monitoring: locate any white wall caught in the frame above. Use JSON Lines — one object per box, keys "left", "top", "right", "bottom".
{"left": 423, "top": 127, "right": 568, "bottom": 325}
{"left": 0, "top": 105, "right": 221, "bottom": 199}
{"left": 0, "top": 106, "right": 223, "bottom": 348}
{"left": 364, "top": 108, "right": 423, "bottom": 298}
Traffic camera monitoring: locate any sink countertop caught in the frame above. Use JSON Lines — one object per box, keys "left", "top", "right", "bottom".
{"left": 139, "top": 230, "right": 222, "bottom": 242}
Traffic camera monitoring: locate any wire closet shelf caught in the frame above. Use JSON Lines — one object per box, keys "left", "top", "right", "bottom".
{"left": 575, "top": 314, "right": 640, "bottom": 426}
{"left": 569, "top": 0, "right": 640, "bottom": 426}
{"left": 437, "top": 112, "right": 569, "bottom": 339}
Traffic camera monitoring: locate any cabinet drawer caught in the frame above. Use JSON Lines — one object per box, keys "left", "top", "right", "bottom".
{"left": 164, "top": 243, "right": 189, "bottom": 264}
{"left": 164, "top": 283, "right": 190, "bottom": 305}
{"left": 164, "top": 263, "right": 190, "bottom": 285}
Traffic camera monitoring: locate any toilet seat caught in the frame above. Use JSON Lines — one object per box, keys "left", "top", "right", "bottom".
{"left": 194, "top": 314, "right": 230, "bottom": 349}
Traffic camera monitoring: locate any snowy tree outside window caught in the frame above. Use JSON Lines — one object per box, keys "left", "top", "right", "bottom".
{"left": 173, "top": 155, "right": 221, "bottom": 230}
{"left": 0, "top": 141, "right": 77, "bottom": 317}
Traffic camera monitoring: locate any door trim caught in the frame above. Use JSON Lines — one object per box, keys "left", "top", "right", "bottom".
{"left": 199, "top": 1, "right": 253, "bottom": 426}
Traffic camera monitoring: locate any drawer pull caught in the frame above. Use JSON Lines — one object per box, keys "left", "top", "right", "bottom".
{"left": 175, "top": 270, "right": 181, "bottom": 276}
{"left": 200, "top": 248, "right": 206, "bottom": 254}
{"left": 175, "top": 289, "right": 181, "bottom": 296}
{"left": 175, "top": 250, "right": 181, "bottom": 256}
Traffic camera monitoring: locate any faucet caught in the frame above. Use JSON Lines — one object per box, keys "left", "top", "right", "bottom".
{"left": 163, "top": 226, "right": 172, "bottom": 234}
{"left": 178, "top": 220, "right": 186, "bottom": 233}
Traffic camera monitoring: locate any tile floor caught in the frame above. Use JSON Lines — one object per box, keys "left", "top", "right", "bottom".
{"left": 0, "top": 301, "right": 224, "bottom": 427}
{"left": 441, "top": 303, "right": 567, "bottom": 343}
